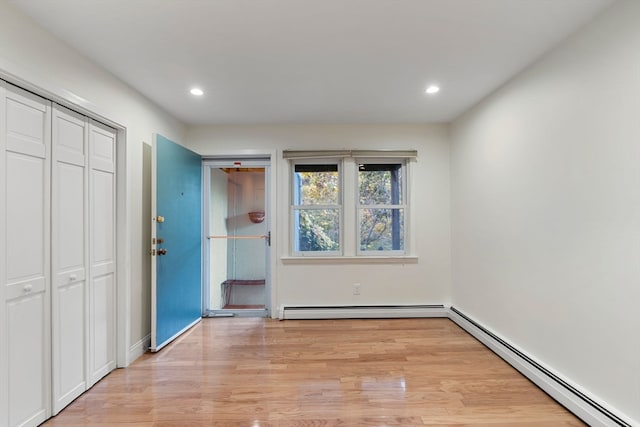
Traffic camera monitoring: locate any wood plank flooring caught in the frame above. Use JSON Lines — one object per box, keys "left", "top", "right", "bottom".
{"left": 43, "top": 318, "right": 585, "bottom": 426}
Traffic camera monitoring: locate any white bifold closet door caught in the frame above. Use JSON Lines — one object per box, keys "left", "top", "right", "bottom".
{"left": 51, "top": 105, "right": 88, "bottom": 414}
{"left": 87, "top": 119, "right": 116, "bottom": 387}
{"left": 0, "top": 82, "right": 52, "bottom": 427}
{"left": 1, "top": 81, "right": 117, "bottom": 427}
{"left": 51, "top": 105, "right": 116, "bottom": 414}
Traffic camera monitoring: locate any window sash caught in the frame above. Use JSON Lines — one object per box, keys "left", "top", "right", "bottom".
{"left": 357, "top": 207, "right": 405, "bottom": 254}
{"left": 356, "top": 160, "right": 407, "bottom": 255}
{"left": 291, "top": 160, "right": 342, "bottom": 255}
{"left": 291, "top": 206, "right": 342, "bottom": 255}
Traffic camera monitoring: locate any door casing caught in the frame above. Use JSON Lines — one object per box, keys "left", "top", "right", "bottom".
{"left": 202, "top": 157, "right": 273, "bottom": 317}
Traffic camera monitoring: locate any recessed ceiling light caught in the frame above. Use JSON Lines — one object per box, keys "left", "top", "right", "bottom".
{"left": 190, "top": 88, "right": 204, "bottom": 96}
{"left": 425, "top": 85, "right": 440, "bottom": 94}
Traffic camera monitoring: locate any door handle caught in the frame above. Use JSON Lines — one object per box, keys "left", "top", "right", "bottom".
{"left": 157, "top": 248, "right": 167, "bottom": 256}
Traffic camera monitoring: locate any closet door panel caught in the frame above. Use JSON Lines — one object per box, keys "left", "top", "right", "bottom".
{"left": 90, "top": 273, "right": 115, "bottom": 379}
{"left": 56, "top": 162, "right": 85, "bottom": 273}
{"left": 88, "top": 122, "right": 116, "bottom": 387}
{"left": 5, "top": 152, "right": 47, "bottom": 288}
{"left": 2, "top": 84, "right": 51, "bottom": 427}
{"left": 0, "top": 81, "right": 6, "bottom": 427}
{"left": 92, "top": 170, "right": 115, "bottom": 263}
{"left": 55, "top": 281, "right": 85, "bottom": 401}
{"left": 51, "top": 106, "right": 88, "bottom": 414}
{"left": 5, "top": 92, "right": 48, "bottom": 158}
{"left": 7, "top": 294, "right": 47, "bottom": 427}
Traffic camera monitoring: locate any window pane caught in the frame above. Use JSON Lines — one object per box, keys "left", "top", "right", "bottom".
{"left": 358, "top": 164, "right": 402, "bottom": 205}
{"left": 293, "top": 209, "right": 340, "bottom": 252}
{"left": 360, "top": 208, "right": 404, "bottom": 251}
{"left": 294, "top": 164, "right": 339, "bottom": 205}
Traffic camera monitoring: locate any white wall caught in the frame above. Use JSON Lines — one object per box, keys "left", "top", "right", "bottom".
{"left": 187, "top": 124, "right": 451, "bottom": 309}
{"left": 0, "top": 0, "right": 186, "bottom": 363}
{"left": 450, "top": 1, "right": 640, "bottom": 424}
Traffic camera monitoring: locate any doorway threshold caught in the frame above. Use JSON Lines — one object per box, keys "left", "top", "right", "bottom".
{"left": 205, "top": 309, "right": 269, "bottom": 318}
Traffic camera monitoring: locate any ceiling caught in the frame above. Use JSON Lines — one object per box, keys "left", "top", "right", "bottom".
{"left": 11, "top": 0, "right": 613, "bottom": 125}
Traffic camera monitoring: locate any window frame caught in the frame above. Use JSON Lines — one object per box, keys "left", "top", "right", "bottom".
{"left": 286, "top": 151, "right": 414, "bottom": 259}
{"left": 355, "top": 159, "right": 407, "bottom": 256}
{"left": 290, "top": 159, "right": 343, "bottom": 257}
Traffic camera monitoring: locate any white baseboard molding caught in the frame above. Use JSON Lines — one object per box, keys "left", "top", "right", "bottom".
{"left": 448, "top": 307, "right": 633, "bottom": 427}
{"left": 279, "top": 304, "right": 449, "bottom": 320}
{"left": 128, "top": 333, "right": 151, "bottom": 363}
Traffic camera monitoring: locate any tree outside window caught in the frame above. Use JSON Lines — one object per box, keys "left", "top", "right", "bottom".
{"left": 358, "top": 163, "right": 404, "bottom": 252}
{"left": 292, "top": 164, "right": 340, "bottom": 253}
{"left": 290, "top": 157, "right": 408, "bottom": 256}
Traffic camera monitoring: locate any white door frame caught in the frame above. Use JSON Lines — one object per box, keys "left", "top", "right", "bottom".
{"left": 201, "top": 153, "right": 276, "bottom": 317}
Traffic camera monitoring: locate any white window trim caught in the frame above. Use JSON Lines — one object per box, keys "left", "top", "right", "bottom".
{"left": 290, "top": 159, "right": 343, "bottom": 257}
{"left": 287, "top": 151, "right": 416, "bottom": 259}
{"left": 355, "top": 158, "right": 408, "bottom": 256}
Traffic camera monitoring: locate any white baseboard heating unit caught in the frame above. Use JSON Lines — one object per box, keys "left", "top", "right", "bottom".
{"left": 279, "top": 304, "right": 449, "bottom": 319}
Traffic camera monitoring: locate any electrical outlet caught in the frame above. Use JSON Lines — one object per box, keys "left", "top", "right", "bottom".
{"left": 353, "top": 283, "right": 361, "bottom": 295}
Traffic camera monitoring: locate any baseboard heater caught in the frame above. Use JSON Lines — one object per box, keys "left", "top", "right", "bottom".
{"left": 279, "top": 304, "right": 448, "bottom": 320}
{"left": 449, "top": 307, "right": 632, "bottom": 427}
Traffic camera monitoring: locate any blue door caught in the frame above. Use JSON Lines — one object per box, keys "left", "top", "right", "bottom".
{"left": 151, "top": 134, "right": 202, "bottom": 351}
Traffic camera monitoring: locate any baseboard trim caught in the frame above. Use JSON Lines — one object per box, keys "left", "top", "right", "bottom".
{"left": 279, "top": 304, "right": 449, "bottom": 319}
{"left": 448, "top": 307, "right": 632, "bottom": 427}
{"left": 128, "top": 333, "right": 151, "bottom": 363}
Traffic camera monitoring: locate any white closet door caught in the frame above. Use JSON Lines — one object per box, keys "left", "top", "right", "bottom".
{"left": 88, "top": 120, "right": 116, "bottom": 387}
{"left": 51, "top": 105, "right": 88, "bottom": 414}
{"left": 0, "top": 83, "right": 51, "bottom": 427}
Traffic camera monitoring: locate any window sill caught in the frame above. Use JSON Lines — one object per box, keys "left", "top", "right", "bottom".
{"left": 280, "top": 255, "right": 418, "bottom": 265}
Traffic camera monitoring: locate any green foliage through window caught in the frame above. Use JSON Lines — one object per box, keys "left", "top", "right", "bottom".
{"left": 293, "top": 164, "right": 340, "bottom": 252}
{"left": 358, "top": 164, "right": 403, "bottom": 252}
{"left": 291, "top": 160, "right": 406, "bottom": 255}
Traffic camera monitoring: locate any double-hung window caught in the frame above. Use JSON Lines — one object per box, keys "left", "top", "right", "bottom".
{"left": 287, "top": 150, "right": 414, "bottom": 257}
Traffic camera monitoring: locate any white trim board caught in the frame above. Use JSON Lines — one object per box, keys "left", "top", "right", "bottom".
{"left": 448, "top": 307, "right": 634, "bottom": 427}
{"left": 279, "top": 304, "right": 449, "bottom": 320}
{"left": 128, "top": 334, "right": 151, "bottom": 363}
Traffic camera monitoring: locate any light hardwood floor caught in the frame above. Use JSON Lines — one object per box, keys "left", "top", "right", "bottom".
{"left": 43, "top": 318, "right": 585, "bottom": 426}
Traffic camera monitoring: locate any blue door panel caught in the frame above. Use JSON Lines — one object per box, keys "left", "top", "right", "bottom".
{"left": 155, "top": 134, "right": 201, "bottom": 348}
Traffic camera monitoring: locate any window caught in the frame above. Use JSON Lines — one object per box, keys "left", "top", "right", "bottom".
{"left": 358, "top": 163, "right": 405, "bottom": 253}
{"left": 292, "top": 163, "right": 341, "bottom": 254}
{"left": 287, "top": 150, "right": 414, "bottom": 257}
